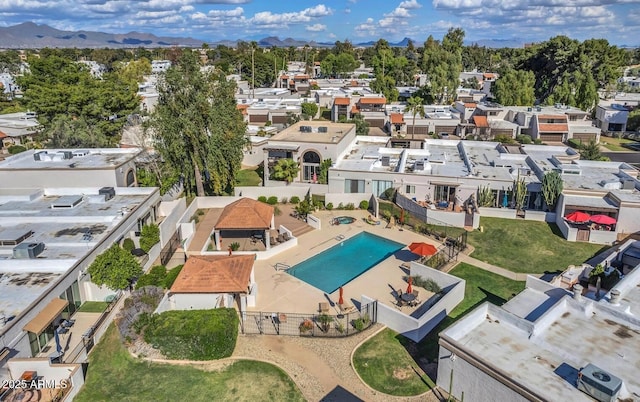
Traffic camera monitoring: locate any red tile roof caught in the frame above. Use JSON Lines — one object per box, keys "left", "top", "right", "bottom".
{"left": 473, "top": 115, "right": 489, "bottom": 128}
{"left": 0, "top": 131, "right": 7, "bottom": 139}
{"left": 359, "top": 97, "right": 386, "bottom": 105}
{"left": 538, "top": 123, "right": 569, "bottom": 132}
{"left": 351, "top": 106, "right": 360, "bottom": 114}
{"left": 280, "top": 75, "right": 289, "bottom": 79}
{"left": 171, "top": 255, "right": 254, "bottom": 294}
{"left": 236, "top": 104, "right": 249, "bottom": 115}
{"left": 483, "top": 73, "right": 496, "bottom": 79}
{"left": 215, "top": 198, "right": 274, "bottom": 230}
{"left": 390, "top": 113, "right": 405, "bottom": 124}
{"left": 464, "top": 102, "right": 477, "bottom": 108}
{"left": 350, "top": 80, "right": 358, "bottom": 86}
{"left": 294, "top": 74, "right": 309, "bottom": 79}
{"left": 334, "top": 97, "right": 350, "bottom": 106}
{"left": 538, "top": 114, "right": 567, "bottom": 120}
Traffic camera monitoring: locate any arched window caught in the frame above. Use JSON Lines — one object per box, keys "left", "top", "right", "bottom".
{"left": 303, "top": 151, "right": 321, "bottom": 164}
{"left": 126, "top": 169, "right": 135, "bottom": 186}
{"left": 302, "top": 151, "right": 321, "bottom": 182}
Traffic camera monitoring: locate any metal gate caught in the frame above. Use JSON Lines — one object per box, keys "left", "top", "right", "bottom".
{"left": 160, "top": 230, "right": 181, "bottom": 266}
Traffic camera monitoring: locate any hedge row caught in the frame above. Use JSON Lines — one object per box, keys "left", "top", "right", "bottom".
{"left": 144, "top": 309, "right": 239, "bottom": 360}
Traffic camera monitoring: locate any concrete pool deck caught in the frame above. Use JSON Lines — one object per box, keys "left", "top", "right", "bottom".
{"left": 250, "top": 209, "right": 444, "bottom": 315}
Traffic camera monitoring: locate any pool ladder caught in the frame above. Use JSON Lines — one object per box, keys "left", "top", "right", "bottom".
{"left": 275, "top": 263, "right": 290, "bottom": 271}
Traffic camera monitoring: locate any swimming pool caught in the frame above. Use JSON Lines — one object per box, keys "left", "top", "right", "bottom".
{"left": 286, "top": 232, "right": 404, "bottom": 294}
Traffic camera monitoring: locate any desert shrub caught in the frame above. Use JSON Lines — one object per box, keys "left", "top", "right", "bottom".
{"left": 494, "top": 134, "right": 514, "bottom": 144}
{"left": 136, "top": 265, "right": 167, "bottom": 289}
{"left": 337, "top": 202, "right": 344, "bottom": 210}
{"left": 164, "top": 265, "right": 183, "bottom": 288}
{"left": 122, "top": 238, "right": 135, "bottom": 253}
{"left": 116, "top": 286, "right": 164, "bottom": 343}
{"left": 289, "top": 196, "right": 300, "bottom": 204}
{"left": 139, "top": 224, "right": 160, "bottom": 253}
{"left": 326, "top": 202, "right": 334, "bottom": 210}
{"left": 299, "top": 319, "right": 313, "bottom": 333}
{"left": 197, "top": 209, "right": 205, "bottom": 216}
{"left": 230, "top": 242, "right": 240, "bottom": 251}
{"left": 359, "top": 200, "right": 369, "bottom": 210}
{"left": 257, "top": 196, "right": 267, "bottom": 203}
{"left": 410, "top": 275, "right": 442, "bottom": 293}
{"left": 280, "top": 197, "right": 288, "bottom": 204}
{"left": 267, "top": 196, "right": 278, "bottom": 205}
{"left": 144, "top": 309, "right": 239, "bottom": 360}
{"left": 8, "top": 145, "right": 27, "bottom": 154}
{"left": 344, "top": 203, "right": 355, "bottom": 210}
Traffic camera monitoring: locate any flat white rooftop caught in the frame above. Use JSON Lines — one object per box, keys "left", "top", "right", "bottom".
{"left": 0, "top": 186, "right": 156, "bottom": 332}
{"left": 0, "top": 148, "right": 140, "bottom": 170}
{"left": 442, "top": 282, "right": 640, "bottom": 401}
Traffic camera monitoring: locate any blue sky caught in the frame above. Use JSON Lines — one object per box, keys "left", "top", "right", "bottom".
{"left": 1, "top": 0, "right": 639, "bottom": 46}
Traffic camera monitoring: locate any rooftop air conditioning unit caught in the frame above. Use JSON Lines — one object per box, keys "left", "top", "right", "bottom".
{"left": 621, "top": 179, "right": 635, "bottom": 190}
{"left": 381, "top": 156, "right": 390, "bottom": 167}
{"left": 57, "top": 151, "right": 73, "bottom": 160}
{"left": 13, "top": 242, "right": 45, "bottom": 259}
{"left": 318, "top": 126, "right": 328, "bottom": 133}
{"left": 415, "top": 161, "right": 424, "bottom": 171}
{"left": 577, "top": 364, "right": 622, "bottom": 402}
{"left": 99, "top": 186, "right": 116, "bottom": 201}
{"left": 300, "top": 125, "right": 312, "bottom": 133}
{"left": 33, "top": 151, "right": 48, "bottom": 161}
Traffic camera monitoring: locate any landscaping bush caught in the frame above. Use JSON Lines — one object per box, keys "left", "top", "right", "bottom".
{"left": 326, "top": 202, "right": 334, "bottom": 210}
{"left": 136, "top": 265, "right": 167, "bottom": 289}
{"left": 229, "top": 242, "right": 240, "bottom": 251}
{"left": 568, "top": 138, "right": 582, "bottom": 149}
{"left": 516, "top": 134, "right": 532, "bottom": 144}
{"left": 289, "top": 196, "right": 300, "bottom": 204}
{"left": 267, "top": 196, "right": 278, "bottom": 205}
{"left": 122, "top": 238, "right": 135, "bottom": 253}
{"left": 280, "top": 197, "right": 288, "bottom": 204}
{"left": 337, "top": 203, "right": 344, "bottom": 210}
{"left": 116, "top": 286, "right": 164, "bottom": 343}
{"left": 359, "top": 200, "right": 369, "bottom": 210}
{"left": 7, "top": 145, "right": 27, "bottom": 154}
{"left": 533, "top": 138, "right": 543, "bottom": 145}
{"left": 164, "top": 265, "right": 183, "bottom": 288}
{"left": 344, "top": 203, "right": 355, "bottom": 210}
{"left": 139, "top": 224, "right": 160, "bottom": 253}
{"left": 144, "top": 309, "right": 239, "bottom": 360}
{"left": 257, "top": 196, "right": 267, "bottom": 203}
{"left": 494, "top": 134, "right": 514, "bottom": 144}
{"left": 409, "top": 275, "right": 442, "bottom": 294}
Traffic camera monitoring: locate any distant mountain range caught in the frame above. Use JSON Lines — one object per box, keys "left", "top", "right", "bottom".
{"left": 0, "top": 22, "right": 204, "bottom": 48}
{"left": 0, "top": 22, "right": 533, "bottom": 49}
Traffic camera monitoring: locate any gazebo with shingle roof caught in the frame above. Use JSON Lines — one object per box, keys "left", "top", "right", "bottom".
{"left": 212, "top": 197, "right": 275, "bottom": 250}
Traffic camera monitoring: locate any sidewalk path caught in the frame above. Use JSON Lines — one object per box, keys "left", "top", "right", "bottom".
{"left": 453, "top": 245, "right": 542, "bottom": 281}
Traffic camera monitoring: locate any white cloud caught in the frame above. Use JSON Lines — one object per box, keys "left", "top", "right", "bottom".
{"left": 344, "top": 7, "right": 351, "bottom": 13}
{"left": 399, "top": 0, "right": 422, "bottom": 8}
{"left": 306, "top": 23, "right": 326, "bottom": 31}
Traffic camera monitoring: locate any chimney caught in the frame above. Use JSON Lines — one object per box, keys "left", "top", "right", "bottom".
{"left": 573, "top": 284, "right": 583, "bottom": 302}
{"left": 609, "top": 289, "right": 621, "bottom": 305}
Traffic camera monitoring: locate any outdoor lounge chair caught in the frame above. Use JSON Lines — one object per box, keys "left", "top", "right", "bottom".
{"left": 339, "top": 303, "right": 357, "bottom": 314}
{"left": 319, "top": 302, "right": 330, "bottom": 314}
{"left": 283, "top": 232, "right": 291, "bottom": 241}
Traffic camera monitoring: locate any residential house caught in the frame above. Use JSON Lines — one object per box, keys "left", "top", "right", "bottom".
{"left": 0, "top": 112, "right": 41, "bottom": 149}
{"left": 595, "top": 104, "right": 630, "bottom": 134}
{"left": 151, "top": 60, "right": 171, "bottom": 74}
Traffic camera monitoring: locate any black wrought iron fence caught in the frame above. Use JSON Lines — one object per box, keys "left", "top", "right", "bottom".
{"left": 239, "top": 301, "right": 377, "bottom": 337}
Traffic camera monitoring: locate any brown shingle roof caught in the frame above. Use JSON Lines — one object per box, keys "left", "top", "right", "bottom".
{"left": 538, "top": 123, "right": 569, "bottom": 132}
{"left": 390, "top": 113, "right": 405, "bottom": 124}
{"left": 473, "top": 115, "right": 489, "bottom": 128}
{"left": 359, "top": 97, "right": 386, "bottom": 105}
{"left": 215, "top": 198, "right": 274, "bottom": 230}
{"left": 171, "top": 255, "right": 254, "bottom": 293}
{"left": 538, "top": 114, "right": 567, "bottom": 120}
{"left": 334, "top": 97, "right": 350, "bottom": 106}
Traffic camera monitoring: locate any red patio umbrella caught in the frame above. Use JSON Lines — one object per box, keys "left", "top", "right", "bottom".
{"left": 408, "top": 242, "right": 438, "bottom": 257}
{"left": 564, "top": 211, "right": 591, "bottom": 223}
{"left": 338, "top": 286, "right": 344, "bottom": 305}
{"left": 406, "top": 276, "right": 413, "bottom": 294}
{"left": 590, "top": 214, "right": 616, "bottom": 225}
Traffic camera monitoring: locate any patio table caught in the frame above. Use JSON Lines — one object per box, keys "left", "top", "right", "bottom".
{"left": 401, "top": 293, "right": 416, "bottom": 304}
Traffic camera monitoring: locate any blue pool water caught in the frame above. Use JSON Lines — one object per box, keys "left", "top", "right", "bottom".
{"left": 286, "top": 232, "right": 404, "bottom": 294}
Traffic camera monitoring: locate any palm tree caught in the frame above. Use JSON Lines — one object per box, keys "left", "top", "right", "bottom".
{"left": 272, "top": 158, "right": 300, "bottom": 184}
{"left": 406, "top": 96, "right": 425, "bottom": 140}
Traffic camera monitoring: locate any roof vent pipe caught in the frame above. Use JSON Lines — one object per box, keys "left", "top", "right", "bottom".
{"left": 573, "top": 284, "right": 583, "bottom": 302}
{"left": 609, "top": 289, "right": 621, "bottom": 305}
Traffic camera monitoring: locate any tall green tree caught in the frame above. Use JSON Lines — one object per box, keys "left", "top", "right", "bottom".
{"left": 149, "top": 51, "right": 246, "bottom": 196}
{"left": 421, "top": 28, "right": 465, "bottom": 104}
{"left": 406, "top": 96, "right": 425, "bottom": 140}
{"left": 88, "top": 244, "right": 142, "bottom": 290}
{"left": 493, "top": 69, "right": 535, "bottom": 106}
{"left": 579, "top": 140, "right": 608, "bottom": 161}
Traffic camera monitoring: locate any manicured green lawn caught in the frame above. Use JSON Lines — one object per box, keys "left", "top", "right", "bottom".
{"left": 77, "top": 301, "right": 109, "bottom": 313}
{"left": 75, "top": 324, "right": 305, "bottom": 402}
{"left": 236, "top": 168, "right": 261, "bottom": 186}
{"left": 353, "top": 328, "right": 434, "bottom": 396}
{"left": 412, "top": 263, "right": 526, "bottom": 362}
{"left": 600, "top": 136, "right": 636, "bottom": 151}
{"left": 468, "top": 217, "right": 604, "bottom": 274}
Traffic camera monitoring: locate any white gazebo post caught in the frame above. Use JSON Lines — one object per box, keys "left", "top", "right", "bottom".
{"left": 265, "top": 228, "right": 270, "bottom": 250}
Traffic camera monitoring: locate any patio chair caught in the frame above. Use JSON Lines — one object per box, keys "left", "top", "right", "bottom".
{"left": 411, "top": 290, "right": 420, "bottom": 306}
{"left": 339, "top": 303, "right": 357, "bottom": 314}
{"left": 319, "top": 302, "right": 330, "bottom": 314}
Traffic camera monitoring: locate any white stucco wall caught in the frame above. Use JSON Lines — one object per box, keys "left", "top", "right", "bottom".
{"left": 172, "top": 293, "right": 224, "bottom": 310}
